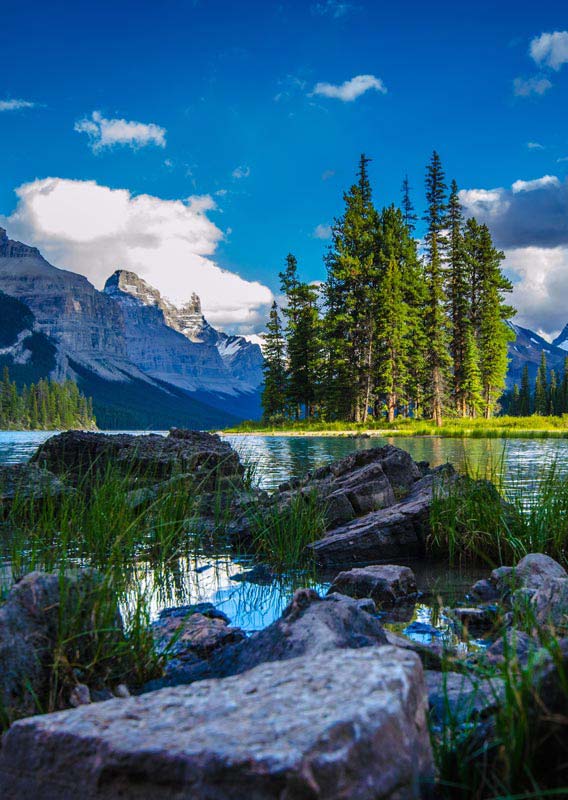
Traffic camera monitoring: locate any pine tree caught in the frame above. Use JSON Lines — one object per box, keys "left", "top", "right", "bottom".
{"left": 375, "top": 256, "right": 409, "bottom": 422}
{"left": 461, "top": 328, "right": 483, "bottom": 416}
{"left": 519, "top": 365, "right": 531, "bottom": 415}
{"left": 423, "top": 151, "right": 451, "bottom": 426}
{"left": 401, "top": 175, "right": 418, "bottom": 233}
{"left": 475, "top": 224, "right": 515, "bottom": 418}
{"left": 323, "top": 154, "right": 379, "bottom": 421}
{"left": 561, "top": 357, "right": 568, "bottom": 415}
{"left": 446, "top": 179, "right": 471, "bottom": 416}
{"left": 549, "top": 369, "right": 558, "bottom": 415}
{"left": 510, "top": 384, "right": 520, "bottom": 416}
{"left": 534, "top": 352, "right": 548, "bottom": 415}
{"left": 261, "top": 302, "right": 287, "bottom": 420}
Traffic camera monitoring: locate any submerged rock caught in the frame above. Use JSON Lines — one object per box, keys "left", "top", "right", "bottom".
{"left": 328, "top": 564, "right": 418, "bottom": 605}
{"left": 0, "top": 647, "right": 434, "bottom": 800}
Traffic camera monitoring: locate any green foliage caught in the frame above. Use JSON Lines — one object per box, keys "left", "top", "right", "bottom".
{"left": 261, "top": 302, "right": 287, "bottom": 419}
{"left": 0, "top": 367, "right": 95, "bottom": 430}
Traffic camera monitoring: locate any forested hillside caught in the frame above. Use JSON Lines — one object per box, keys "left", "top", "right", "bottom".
{"left": 0, "top": 368, "right": 96, "bottom": 430}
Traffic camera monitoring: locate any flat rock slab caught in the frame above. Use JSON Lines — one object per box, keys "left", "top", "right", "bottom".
{"left": 0, "top": 647, "right": 433, "bottom": 800}
{"left": 328, "top": 564, "right": 417, "bottom": 605}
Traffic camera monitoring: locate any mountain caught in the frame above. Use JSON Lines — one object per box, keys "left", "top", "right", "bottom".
{"left": 506, "top": 322, "right": 567, "bottom": 387}
{"left": 0, "top": 228, "right": 262, "bottom": 428}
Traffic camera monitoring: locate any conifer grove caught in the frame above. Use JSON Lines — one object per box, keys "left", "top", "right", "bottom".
{"left": 0, "top": 368, "right": 96, "bottom": 430}
{"left": 262, "top": 152, "right": 516, "bottom": 426}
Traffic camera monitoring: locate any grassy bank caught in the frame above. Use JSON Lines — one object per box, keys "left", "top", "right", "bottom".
{"left": 225, "top": 414, "right": 568, "bottom": 439}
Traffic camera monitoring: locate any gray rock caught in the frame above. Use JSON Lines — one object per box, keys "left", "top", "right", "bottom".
{"left": 531, "top": 577, "right": 568, "bottom": 631}
{"left": 0, "top": 571, "right": 118, "bottom": 720}
{"left": 328, "top": 564, "right": 418, "bottom": 605}
{"left": 385, "top": 630, "right": 444, "bottom": 670}
{"left": 152, "top": 611, "right": 246, "bottom": 663}
{"left": 425, "top": 669, "right": 505, "bottom": 727}
{"left": 484, "top": 629, "right": 540, "bottom": 666}
{"left": 450, "top": 606, "right": 499, "bottom": 634}
{"left": 31, "top": 428, "right": 244, "bottom": 488}
{"left": 470, "top": 554, "right": 568, "bottom": 608}
{"left": 514, "top": 553, "right": 568, "bottom": 589}
{"left": 0, "top": 464, "right": 70, "bottom": 512}
{"left": 309, "top": 469, "right": 455, "bottom": 566}
{"left": 0, "top": 647, "right": 434, "bottom": 800}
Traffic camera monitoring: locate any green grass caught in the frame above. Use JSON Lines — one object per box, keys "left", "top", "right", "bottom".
{"left": 225, "top": 414, "right": 568, "bottom": 439}
{"left": 432, "top": 610, "right": 568, "bottom": 799}
{"left": 429, "top": 454, "right": 568, "bottom": 567}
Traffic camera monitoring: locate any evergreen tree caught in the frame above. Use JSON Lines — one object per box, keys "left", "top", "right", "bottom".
{"left": 510, "top": 384, "right": 520, "bottom": 416}
{"left": 519, "top": 364, "right": 531, "bottom": 416}
{"left": 261, "top": 302, "right": 287, "bottom": 420}
{"left": 461, "top": 328, "right": 483, "bottom": 416}
{"left": 423, "top": 151, "right": 451, "bottom": 426}
{"left": 375, "top": 256, "right": 409, "bottom": 422}
{"left": 549, "top": 369, "right": 558, "bottom": 415}
{"left": 401, "top": 175, "right": 418, "bottom": 233}
{"left": 324, "top": 154, "right": 379, "bottom": 421}
{"left": 446, "top": 179, "right": 471, "bottom": 416}
{"left": 534, "top": 352, "right": 548, "bottom": 415}
{"left": 561, "top": 357, "right": 568, "bottom": 415}
{"left": 475, "top": 225, "right": 515, "bottom": 417}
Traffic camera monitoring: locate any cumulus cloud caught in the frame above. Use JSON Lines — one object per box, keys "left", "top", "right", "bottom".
{"left": 312, "top": 74, "right": 386, "bottom": 101}
{"left": 1, "top": 178, "right": 273, "bottom": 332}
{"left": 460, "top": 175, "right": 568, "bottom": 335}
{"left": 513, "top": 76, "right": 552, "bottom": 97}
{"left": 0, "top": 98, "right": 37, "bottom": 111}
{"left": 231, "top": 165, "right": 251, "bottom": 179}
{"left": 74, "top": 111, "right": 166, "bottom": 152}
{"left": 313, "top": 224, "right": 332, "bottom": 239}
{"left": 530, "top": 31, "right": 568, "bottom": 70}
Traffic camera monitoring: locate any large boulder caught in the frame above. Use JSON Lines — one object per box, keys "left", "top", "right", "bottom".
{"left": 30, "top": 429, "right": 244, "bottom": 489}
{"left": 531, "top": 578, "right": 568, "bottom": 631}
{"left": 328, "top": 564, "right": 418, "bottom": 605}
{"left": 309, "top": 468, "right": 455, "bottom": 566}
{"left": 0, "top": 647, "right": 434, "bottom": 800}
{"left": 278, "top": 445, "right": 424, "bottom": 530}
{"left": 0, "top": 464, "right": 70, "bottom": 514}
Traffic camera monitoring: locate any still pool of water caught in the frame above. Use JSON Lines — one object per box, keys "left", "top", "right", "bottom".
{"left": 0, "top": 430, "right": 560, "bottom": 644}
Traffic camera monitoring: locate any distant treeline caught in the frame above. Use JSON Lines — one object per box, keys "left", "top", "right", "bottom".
{"left": 262, "top": 152, "right": 514, "bottom": 426}
{"left": 0, "top": 368, "right": 96, "bottom": 430}
{"left": 506, "top": 353, "right": 568, "bottom": 417}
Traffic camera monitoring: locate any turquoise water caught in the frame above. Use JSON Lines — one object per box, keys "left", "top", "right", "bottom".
{"left": 3, "top": 429, "right": 568, "bottom": 491}
{"left": 1, "top": 429, "right": 560, "bottom": 638}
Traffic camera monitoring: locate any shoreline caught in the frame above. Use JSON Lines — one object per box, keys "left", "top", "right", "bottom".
{"left": 222, "top": 428, "right": 568, "bottom": 439}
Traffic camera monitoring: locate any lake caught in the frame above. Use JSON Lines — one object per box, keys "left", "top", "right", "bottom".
{"left": 1, "top": 429, "right": 563, "bottom": 641}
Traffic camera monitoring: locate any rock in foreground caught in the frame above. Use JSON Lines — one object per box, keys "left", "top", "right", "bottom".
{"left": 0, "top": 647, "right": 433, "bottom": 800}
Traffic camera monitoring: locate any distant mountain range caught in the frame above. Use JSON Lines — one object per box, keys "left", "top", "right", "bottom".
{"left": 1, "top": 226, "right": 565, "bottom": 427}
{"left": 0, "top": 228, "right": 263, "bottom": 429}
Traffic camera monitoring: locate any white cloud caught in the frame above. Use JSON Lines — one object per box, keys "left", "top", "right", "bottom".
{"left": 313, "top": 223, "right": 332, "bottom": 239}
{"left": 74, "top": 111, "right": 166, "bottom": 152}
{"left": 458, "top": 187, "right": 508, "bottom": 218}
{"left": 1, "top": 178, "right": 273, "bottom": 332}
{"left": 512, "top": 175, "right": 560, "bottom": 193}
{"left": 505, "top": 246, "right": 568, "bottom": 334}
{"left": 231, "top": 165, "right": 251, "bottom": 179}
{"left": 513, "top": 76, "right": 552, "bottom": 97}
{"left": 0, "top": 99, "right": 36, "bottom": 112}
{"left": 312, "top": 74, "right": 387, "bottom": 102}
{"left": 527, "top": 141, "right": 545, "bottom": 150}
{"left": 530, "top": 31, "right": 568, "bottom": 71}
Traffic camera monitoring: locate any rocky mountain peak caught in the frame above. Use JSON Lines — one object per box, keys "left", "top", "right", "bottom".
{"left": 0, "top": 228, "right": 41, "bottom": 259}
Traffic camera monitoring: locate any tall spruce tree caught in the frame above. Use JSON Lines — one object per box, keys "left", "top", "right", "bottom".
{"left": 475, "top": 224, "right": 515, "bottom": 417}
{"left": 423, "top": 151, "right": 451, "bottom": 426}
{"left": 446, "top": 179, "right": 471, "bottom": 416}
{"left": 561, "top": 357, "right": 568, "bottom": 414}
{"left": 375, "top": 256, "right": 409, "bottom": 421}
{"left": 261, "top": 302, "right": 287, "bottom": 420}
{"left": 401, "top": 175, "right": 418, "bottom": 233}
{"left": 534, "top": 352, "right": 548, "bottom": 415}
{"left": 461, "top": 328, "right": 483, "bottom": 416}
{"left": 519, "top": 364, "right": 531, "bottom": 415}
{"left": 324, "top": 155, "right": 379, "bottom": 421}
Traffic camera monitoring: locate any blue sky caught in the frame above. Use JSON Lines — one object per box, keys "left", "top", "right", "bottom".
{"left": 1, "top": 0, "right": 567, "bottom": 335}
